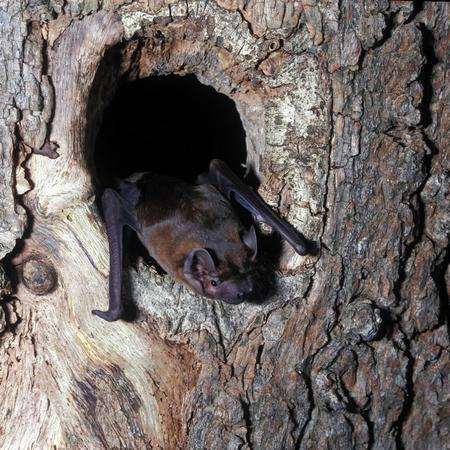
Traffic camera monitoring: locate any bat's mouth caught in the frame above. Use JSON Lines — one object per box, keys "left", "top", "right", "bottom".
{"left": 221, "top": 297, "right": 245, "bottom": 305}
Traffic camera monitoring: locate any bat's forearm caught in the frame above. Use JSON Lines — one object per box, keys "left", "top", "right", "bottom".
{"left": 207, "top": 159, "right": 312, "bottom": 255}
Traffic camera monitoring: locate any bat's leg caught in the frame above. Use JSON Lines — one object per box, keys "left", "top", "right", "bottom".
{"left": 92, "top": 188, "right": 139, "bottom": 322}
{"left": 206, "top": 159, "right": 312, "bottom": 256}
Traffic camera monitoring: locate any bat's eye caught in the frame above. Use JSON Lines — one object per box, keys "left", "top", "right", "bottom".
{"left": 210, "top": 280, "right": 218, "bottom": 287}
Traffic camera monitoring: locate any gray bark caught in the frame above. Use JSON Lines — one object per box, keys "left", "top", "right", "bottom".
{"left": 0, "top": 1, "right": 448, "bottom": 449}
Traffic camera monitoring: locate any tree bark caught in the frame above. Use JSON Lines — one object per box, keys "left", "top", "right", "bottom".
{"left": 0, "top": 1, "right": 448, "bottom": 449}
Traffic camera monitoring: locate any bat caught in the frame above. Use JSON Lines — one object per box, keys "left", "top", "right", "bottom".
{"left": 92, "top": 159, "right": 312, "bottom": 321}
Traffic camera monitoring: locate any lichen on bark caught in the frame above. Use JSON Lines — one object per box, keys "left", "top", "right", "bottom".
{"left": 0, "top": 1, "right": 448, "bottom": 449}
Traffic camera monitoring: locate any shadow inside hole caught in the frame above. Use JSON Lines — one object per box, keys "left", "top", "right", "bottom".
{"left": 94, "top": 74, "right": 248, "bottom": 184}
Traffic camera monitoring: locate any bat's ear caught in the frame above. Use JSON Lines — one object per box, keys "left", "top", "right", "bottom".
{"left": 241, "top": 226, "right": 257, "bottom": 260}
{"left": 183, "top": 248, "right": 216, "bottom": 291}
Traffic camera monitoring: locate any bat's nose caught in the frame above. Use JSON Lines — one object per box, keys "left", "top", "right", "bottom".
{"left": 223, "top": 283, "right": 254, "bottom": 304}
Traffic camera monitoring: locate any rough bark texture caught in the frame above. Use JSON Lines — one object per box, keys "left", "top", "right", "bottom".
{"left": 0, "top": 1, "right": 448, "bottom": 449}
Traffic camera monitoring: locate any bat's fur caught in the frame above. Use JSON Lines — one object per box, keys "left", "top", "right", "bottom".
{"left": 93, "top": 160, "right": 310, "bottom": 322}
{"left": 135, "top": 173, "right": 257, "bottom": 303}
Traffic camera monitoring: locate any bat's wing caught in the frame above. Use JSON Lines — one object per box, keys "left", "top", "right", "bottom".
{"left": 92, "top": 186, "right": 141, "bottom": 322}
{"left": 201, "top": 159, "right": 312, "bottom": 256}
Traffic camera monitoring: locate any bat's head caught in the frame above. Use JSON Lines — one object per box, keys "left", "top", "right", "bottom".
{"left": 183, "top": 226, "right": 257, "bottom": 304}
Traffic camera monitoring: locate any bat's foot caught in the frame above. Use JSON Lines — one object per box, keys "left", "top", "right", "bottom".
{"left": 34, "top": 139, "right": 60, "bottom": 159}
{"left": 92, "top": 308, "right": 123, "bottom": 322}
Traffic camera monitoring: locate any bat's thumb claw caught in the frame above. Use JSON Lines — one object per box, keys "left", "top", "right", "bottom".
{"left": 298, "top": 240, "right": 320, "bottom": 256}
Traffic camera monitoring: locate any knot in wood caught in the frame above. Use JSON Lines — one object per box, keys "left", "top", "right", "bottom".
{"left": 21, "top": 255, "right": 57, "bottom": 295}
{"left": 340, "top": 300, "right": 383, "bottom": 343}
{"left": 267, "top": 38, "right": 283, "bottom": 52}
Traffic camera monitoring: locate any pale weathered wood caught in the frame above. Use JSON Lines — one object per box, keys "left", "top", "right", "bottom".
{"left": 0, "top": 1, "right": 448, "bottom": 449}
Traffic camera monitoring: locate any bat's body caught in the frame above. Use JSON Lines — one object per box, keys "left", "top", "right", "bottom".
{"left": 135, "top": 172, "right": 257, "bottom": 301}
{"left": 93, "top": 160, "right": 312, "bottom": 322}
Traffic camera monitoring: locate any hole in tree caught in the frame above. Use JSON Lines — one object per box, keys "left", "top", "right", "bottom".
{"left": 92, "top": 74, "right": 254, "bottom": 319}
{"left": 94, "top": 74, "right": 247, "bottom": 185}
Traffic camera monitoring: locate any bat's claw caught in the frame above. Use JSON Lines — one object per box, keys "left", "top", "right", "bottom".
{"left": 92, "top": 308, "right": 123, "bottom": 322}
{"left": 306, "top": 240, "right": 320, "bottom": 256}
{"left": 34, "top": 139, "right": 60, "bottom": 159}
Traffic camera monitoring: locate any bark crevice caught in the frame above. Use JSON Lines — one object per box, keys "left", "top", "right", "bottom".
{"left": 0, "top": 2, "right": 448, "bottom": 448}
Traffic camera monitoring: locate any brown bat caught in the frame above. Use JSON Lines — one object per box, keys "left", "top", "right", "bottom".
{"left": 92, "top": 160, "right": 312, "bottom": 321}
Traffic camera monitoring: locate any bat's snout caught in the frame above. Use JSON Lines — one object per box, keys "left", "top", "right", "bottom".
{"left": 222, "top": 279, "right": 254, "bottom": 305}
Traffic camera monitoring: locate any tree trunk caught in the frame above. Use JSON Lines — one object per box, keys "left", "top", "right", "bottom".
{"left": 0, "top": 1, "right": 448, "bottom": 449}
